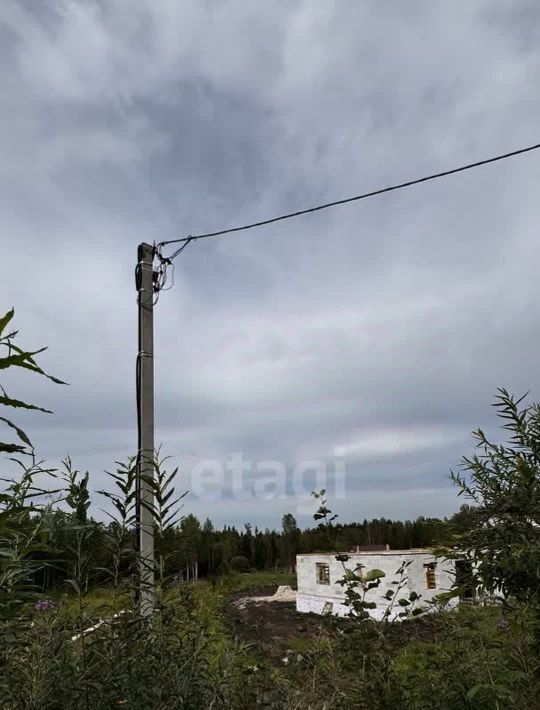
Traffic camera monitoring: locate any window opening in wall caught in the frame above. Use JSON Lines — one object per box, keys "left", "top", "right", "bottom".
{"left": 424, "top": 562, "right": 436, "bottom": 589}
{"left": 316, "top": 563, "right": 330, "bottom": 585}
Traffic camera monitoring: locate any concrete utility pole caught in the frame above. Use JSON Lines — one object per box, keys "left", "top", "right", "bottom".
{"left": 136, "top": 243, "right": 155, "bottom": 615}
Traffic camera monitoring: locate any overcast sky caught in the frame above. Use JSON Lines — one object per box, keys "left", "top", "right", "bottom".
{"left": 1, "top": 1, "right": 540, "bottom": 529}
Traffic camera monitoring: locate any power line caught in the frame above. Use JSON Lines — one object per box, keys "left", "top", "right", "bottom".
{"left": 158, "top": 141, "right": 540, "bottom": 259}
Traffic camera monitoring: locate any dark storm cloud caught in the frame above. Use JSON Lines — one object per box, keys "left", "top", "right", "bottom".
{"left": 1, "top": 1, "right": 540, "bottom": 527}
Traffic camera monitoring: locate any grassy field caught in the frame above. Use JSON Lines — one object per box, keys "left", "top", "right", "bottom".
{"left": 47, "top": 571, "right": 539, "bottom": 708}
{"left": 215, "top": 570, "right": 296, "bottom": 593}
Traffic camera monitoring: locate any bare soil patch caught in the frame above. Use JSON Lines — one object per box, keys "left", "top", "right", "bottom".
{"left": 223, "top": 584, "right": 459, "bottom": 663}
{"left": 223, "top": 585, "right": 334, "bottom": 661}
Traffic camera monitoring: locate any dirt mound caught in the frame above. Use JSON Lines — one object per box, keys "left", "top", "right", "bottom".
{"left": 272, "top": 585, "right": 296, "bottom": 602}
{"left": 232, "top": 585, "right": 296, "bottom": 609}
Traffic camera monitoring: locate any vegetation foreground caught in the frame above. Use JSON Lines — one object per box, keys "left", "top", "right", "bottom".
{"left": 1, "top": 571, "right": 539, "bottom": 709}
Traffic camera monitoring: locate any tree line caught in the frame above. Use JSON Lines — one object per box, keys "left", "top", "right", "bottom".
{"left": 160, "top": 506, "right": 474, "bottom": 578}
{"left": 26, "top": 502, "right": 474, "bottom": 592}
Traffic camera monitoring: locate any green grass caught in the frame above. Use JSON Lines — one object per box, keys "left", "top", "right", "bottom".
{"left": 219, "top": 570, "right": 296, "bottom": 594}
{"left": 44, "top": 570, "right": 295, "bottom": 634}
{"left": 53, "top": 569, "right": 294, "bottom": 614}
{"left": 50, "top": 587, "right": 131, "bottom": 627}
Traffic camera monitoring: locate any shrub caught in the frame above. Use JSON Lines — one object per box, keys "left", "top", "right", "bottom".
{"left": 451, "top": 389, "right": 540, "bottom": 644}
{"left": 391, "top": 612, "right": 540, "bottom": 709}
{"left": 230, "top": 555, "right": 250, "bottom": 573}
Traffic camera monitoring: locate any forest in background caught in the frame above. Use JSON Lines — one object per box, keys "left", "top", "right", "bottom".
{"left": 31, "top": 496, "right": 474, "bottom": 591}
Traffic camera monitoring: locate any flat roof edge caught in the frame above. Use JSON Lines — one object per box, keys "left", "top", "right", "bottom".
{"left": 297, "top": 549, "right": 435, "bottom": 557}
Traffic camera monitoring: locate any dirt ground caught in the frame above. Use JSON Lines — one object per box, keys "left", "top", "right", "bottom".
{"left": 223, "top": 585, "right": 336, "bottom": 661}
{"left": 222, "top": 583, "right": 460, "bottom": 663}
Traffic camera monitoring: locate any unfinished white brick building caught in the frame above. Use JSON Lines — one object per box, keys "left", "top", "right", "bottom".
{"left": 296, "top": 549, "right": 457, "bottom": 620}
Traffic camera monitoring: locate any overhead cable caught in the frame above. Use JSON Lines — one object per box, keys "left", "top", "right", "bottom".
{"left": 158, "top": 141, "right": 540, "bottom": 259}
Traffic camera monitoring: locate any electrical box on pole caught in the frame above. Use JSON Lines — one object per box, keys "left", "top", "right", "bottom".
{"left": 136, "top": 243, "right": 155, "bottom": 616}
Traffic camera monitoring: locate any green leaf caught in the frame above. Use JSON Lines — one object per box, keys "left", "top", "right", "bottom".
{"left": 0, "top": 416, "right": 32, "bottom": 448}
{"left": 0, "top": 354, "right": 29, "bottom": 370}
{"left": 397, "top": 598, "right": 410, "bottom": 606}
{"left": 65, "top": 578, "right": 81, "bottom": 595}
{"left": 0, "top": 308, "right": 14, "bottom": 336}
{"left": 467, "top": 685, "right": 491, "bottom": 701}
{"left": 16, "top": 360, "right": 67, "bottom": 385}
{"left": 366, "top": 581, "right": 382, "bottom": 590}
{"left": 0, "top": 344, "right": 67, "bottom": 385}
{"left": 364, "top": 569, "right": 385, "bottom": 582}
{"left": 0, "top": 392, "right": 52, "bottom": 413}
{"left": 0, "top": 442, "right": 26, "bottom": 453}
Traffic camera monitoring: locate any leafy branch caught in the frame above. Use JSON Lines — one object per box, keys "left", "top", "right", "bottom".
{"left": 0, "top": 308, "right": 66, "bottom": 455}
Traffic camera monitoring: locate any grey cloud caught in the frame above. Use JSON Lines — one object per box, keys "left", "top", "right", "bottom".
{"left": 2, "top": 1, "right": 540, "bottom": 528}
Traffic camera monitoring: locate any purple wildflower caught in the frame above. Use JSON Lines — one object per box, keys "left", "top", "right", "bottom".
{"left": 497, "top": 617, "right": 510, "bottom": 633}
{"left": 34, "top": 599, "right": 55, "bottom": 612}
